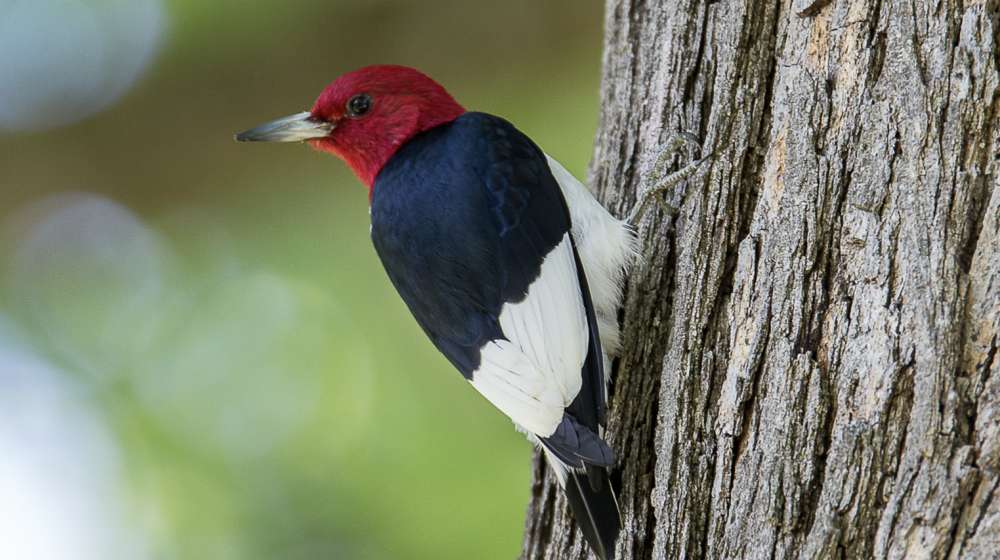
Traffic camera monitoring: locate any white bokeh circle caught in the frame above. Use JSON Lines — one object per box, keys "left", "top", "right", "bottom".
{"left": 0, "top": 0, "right": 165, "bottom": 131}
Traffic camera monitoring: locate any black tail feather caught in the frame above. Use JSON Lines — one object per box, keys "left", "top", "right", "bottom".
{"left": 564, "top": 468, "right": 621, "bottom": 560}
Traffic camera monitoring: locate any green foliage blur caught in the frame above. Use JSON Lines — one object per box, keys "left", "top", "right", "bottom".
{"left": 0, "top": 1, "right": 604, "bottom": 559}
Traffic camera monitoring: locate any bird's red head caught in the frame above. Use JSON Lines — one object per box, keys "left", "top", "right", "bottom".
{"left": 236, "top": 66, "right": 465, "bottom": 189}
{"left": 302, "top": 65, "right": 465, "bottom": 187}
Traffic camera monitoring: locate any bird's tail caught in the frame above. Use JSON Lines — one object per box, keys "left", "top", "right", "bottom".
{"left": 562, "top": 466, "right": 621, "bottom": 560}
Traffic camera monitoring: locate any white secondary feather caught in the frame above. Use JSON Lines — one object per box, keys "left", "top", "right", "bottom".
{"left": 469, "top": 233, "right": 587, "bottom": 437}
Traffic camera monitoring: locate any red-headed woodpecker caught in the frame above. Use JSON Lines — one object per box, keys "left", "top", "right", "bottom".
{"left": 237, "top": 65, "right": 705, "bottom": 560}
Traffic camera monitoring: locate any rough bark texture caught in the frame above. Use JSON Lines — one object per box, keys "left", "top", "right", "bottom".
{"left": 521, "top": 0, "right": 1000, "bottom": 558}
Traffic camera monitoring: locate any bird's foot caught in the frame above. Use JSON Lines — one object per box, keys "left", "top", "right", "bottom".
{"left": 627, "top": 132, "right": 710, "bottom": 224}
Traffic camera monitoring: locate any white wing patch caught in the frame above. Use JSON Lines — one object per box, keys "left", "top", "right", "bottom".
{"left": 468, "top": 234, "right": 587, "bottom": 437}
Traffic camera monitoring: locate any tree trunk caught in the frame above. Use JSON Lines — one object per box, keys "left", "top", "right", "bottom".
{"left": 521, "top": 0, "right": 1000, "bottom": 558}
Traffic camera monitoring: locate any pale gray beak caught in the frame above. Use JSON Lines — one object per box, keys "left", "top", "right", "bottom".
{"left": 235, "top": 111, "right": 334, "bottom": 142}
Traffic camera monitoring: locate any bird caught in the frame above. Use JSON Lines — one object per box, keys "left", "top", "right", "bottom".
{"left": 236, "top": 65, "right": 706, "bottom": 560}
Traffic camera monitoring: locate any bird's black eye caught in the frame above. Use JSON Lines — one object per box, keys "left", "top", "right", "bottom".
{"left": 347, "top": 94, "right": 373, "bottom": 117}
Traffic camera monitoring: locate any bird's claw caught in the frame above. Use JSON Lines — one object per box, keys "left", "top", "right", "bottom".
{"left": 627, "top": 132, "right": 710, "bottom": 225}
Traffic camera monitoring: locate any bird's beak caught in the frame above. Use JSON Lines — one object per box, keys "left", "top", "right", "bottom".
{"left": 235, "top": 111, "right": 334, "bottom": 142}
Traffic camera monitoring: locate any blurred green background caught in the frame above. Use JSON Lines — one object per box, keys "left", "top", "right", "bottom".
{"left": 0, "top": 1, "right": 604, "bottom": 559}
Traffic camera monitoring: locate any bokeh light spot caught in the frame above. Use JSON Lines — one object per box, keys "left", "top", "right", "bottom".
{"left": 0, "top": 324, "right": 153, "bottom": 560}
{"left": 0, "top": 0, "right": 165, "bottom": 131}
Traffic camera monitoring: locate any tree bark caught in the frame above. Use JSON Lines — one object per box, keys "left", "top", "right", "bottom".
{"left": 521, "top": 0, "right": 1000, "bottom": 558}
